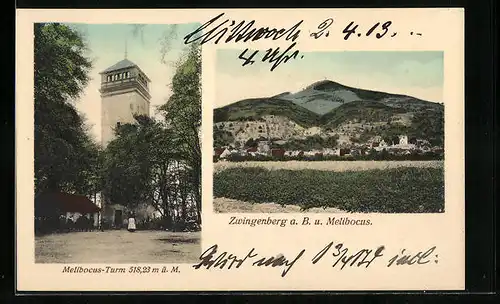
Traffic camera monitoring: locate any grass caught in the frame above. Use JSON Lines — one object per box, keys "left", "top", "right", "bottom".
{"left": 213, "top": 167, "right": 444, "bottom": 213}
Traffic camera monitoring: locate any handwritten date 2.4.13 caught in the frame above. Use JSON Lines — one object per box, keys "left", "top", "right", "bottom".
{"left": 183, "top": 13, "right": 423, "bottom": 72}
{"left": 238, "top": 18, "right": 424, "bottom": 70}
{"left": 310, "top": 18, "right": 423, "bottom": 40}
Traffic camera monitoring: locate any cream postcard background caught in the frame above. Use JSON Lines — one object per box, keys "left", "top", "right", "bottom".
{"left": 16, "top": 8, "right": 464, "bottom": 291}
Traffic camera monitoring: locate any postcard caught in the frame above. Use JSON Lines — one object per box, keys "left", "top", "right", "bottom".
{"left": 16, "top": 8, "right": 464, "bottom": 291}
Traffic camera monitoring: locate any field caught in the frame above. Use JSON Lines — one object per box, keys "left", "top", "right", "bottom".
{"left": 213, "top": 161, "right": 444, "bottom": 213}
{"left": 214, "top": 160, "right": 443, "bottom": 173}
{"left": 213, "top": 197, "right": 345, "bottom": 213}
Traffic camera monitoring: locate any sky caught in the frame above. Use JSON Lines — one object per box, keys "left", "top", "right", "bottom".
{"left": 63, "top": 24, "right": 444, "bottom": 140}
{"left": 65, "top": 22, "right": 201, "bottom": 142}
{"left": 215, "top": 50, "right": 444, "bottom": 108}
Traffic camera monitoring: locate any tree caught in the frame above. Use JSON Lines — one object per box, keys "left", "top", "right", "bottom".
{"left": 158, "top": 43, "right": 202, "bottom": 225}
{"left": 411, "top": 108, "right": 444, "bottom": 147}
{"left": 102, "top": 114, "right": 199, "bottom": 230}
{"left": 245, "top": 138, "right": 257, "bottom": 148}
{"left": 99, "top": 25, "right": 202, "bottom": 229}
{"left": 213, "top": 127, "right": 234, "bottom": 147}
{"left": 34, "top": 23, "right": 99, "bottom": 196}
{"left": 101, "top": 119, "right": 149, "bottom": 210}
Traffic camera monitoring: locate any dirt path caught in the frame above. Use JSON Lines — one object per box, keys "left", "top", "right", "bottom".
{"left": 213, "top": 197, "right": 345, "bottom": 213}
{"left": 35, "top": 230, "right": 200, "bottom": 263}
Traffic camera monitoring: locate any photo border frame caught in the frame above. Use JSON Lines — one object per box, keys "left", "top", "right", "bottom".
{"left": 6, "top": 0, "right": 497, "bottom": 300}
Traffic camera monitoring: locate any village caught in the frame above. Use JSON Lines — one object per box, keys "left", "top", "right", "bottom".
{"left": 214, "top": 134, "right": 444, "bottom": 161}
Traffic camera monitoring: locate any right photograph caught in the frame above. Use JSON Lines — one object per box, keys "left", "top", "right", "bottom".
{"left": 213, "top": 50, "right": 444, "bottom": 214}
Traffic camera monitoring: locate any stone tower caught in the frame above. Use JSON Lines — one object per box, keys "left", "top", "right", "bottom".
{"left": 99, "top": 58, "right": 151, "bottom": 147}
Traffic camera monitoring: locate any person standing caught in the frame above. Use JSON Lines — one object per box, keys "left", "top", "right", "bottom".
{"left": 127, "top": 213, "right": 136, "bottom": 232}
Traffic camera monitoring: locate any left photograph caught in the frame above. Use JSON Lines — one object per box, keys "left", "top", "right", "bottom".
{"left": 34, "top": 23, "right": 202, "bottom": 263}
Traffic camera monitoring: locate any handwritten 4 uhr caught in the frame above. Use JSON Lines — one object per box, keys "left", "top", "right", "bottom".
{"left": 184, "top": 13, "right": 423, "bottom": 71}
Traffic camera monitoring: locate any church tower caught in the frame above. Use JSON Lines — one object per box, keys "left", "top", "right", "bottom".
{"left": 99, "top": 58, "right": 151, "bottom": 147}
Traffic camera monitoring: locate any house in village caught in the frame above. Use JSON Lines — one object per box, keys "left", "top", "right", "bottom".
{"left": 323, "top": 148, "right": 340, "bottom": 156}
{"left": 303, "top": 150, "right": 316, "bottom": 157}
{"left": 246, "top": 147, "right": 258, "bottom": 153}
{"left": 339, "top": 148, "right": 351, "bottom": 157}
{"left": 257, "top": 140, "right": 271, "bottom": 154}
{"left": 214, "top": 147, "right": 225, "bottom": 157}
{"left": 219, "top": 148, "right": 232, "bottom": 159}
{"left": 387, "top": 135, "right": 417, "bottom": 151}
{"left": 271, "top": 148, "right": 286, "bottom": 158}
{"left": 214, "top": 132, "right": 437, "bottom": 161}
{"left": 399, "top": 135, "right": 409, "bottom": 145}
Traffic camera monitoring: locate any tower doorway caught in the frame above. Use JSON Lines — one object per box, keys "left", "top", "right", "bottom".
{"left": 114, "top": 210, "right": 123, "bottom": 229}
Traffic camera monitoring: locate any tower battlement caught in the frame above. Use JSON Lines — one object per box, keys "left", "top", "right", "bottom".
{"left": 99, "top": 58, "right": 151, "bottom": 147}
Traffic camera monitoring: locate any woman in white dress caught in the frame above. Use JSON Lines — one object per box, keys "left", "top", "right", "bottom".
{"left": 127, "top": 213, "right": 136, "bottom": 232}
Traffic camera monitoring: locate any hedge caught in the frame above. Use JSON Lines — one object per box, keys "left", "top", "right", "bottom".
{"left": 213, "top": 167, "right": 444, "bottom": 213}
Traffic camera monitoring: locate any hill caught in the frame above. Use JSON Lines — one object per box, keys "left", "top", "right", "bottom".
{"left": 320, "top": 100, "right": 407, "bottom": 128}
{"left": 279, "top": 80, "right": 440, "bottom": 115}
{"left": 214, "top": 97, "right": 320, "bottom": 128}
{"left": 213, "top": 80, "right": 444, "bottom": 149}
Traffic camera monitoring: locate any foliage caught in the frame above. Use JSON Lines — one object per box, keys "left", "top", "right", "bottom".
{"left": 244, "top": 138, "right": 258, "bottom": 148}
{"left": 101, "top": 116, "right": 154, "bottom": 209}
{"left": 320, "top": 101, "right": 406, "bottom": 128}
{"left": 158, "top": 43, "right": 202, "bottom": 224}
{"left": 214, "top": 167, "right": 444, "bottom": 213}
{"left": 100, "top": 27, "right": 203, "bottom": 228}
{"left": 216, "top": 150, "right": 443, "bottom": 162}
{"left": 214, "top": 97, "right": 320, "bottom": 128}
{"left": 357, "top": 108, "right": 444, "bottom": 147}
{"left": 34, "top": 23, "right": 99, "bottom": 196}
{"left": 34, "top": 23, "right": 92, "bottom": 103}
{"left": 101, "top": 115, "right": 198, "bottom": 229}
{"left": 279, "top": 134, "right": 339, "bottom": 150}
{"left": 213, "top": 126, "right": 234, "bottom": 147}
{"left": 411, "top": 108, "right": 444, "bottom": 146}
